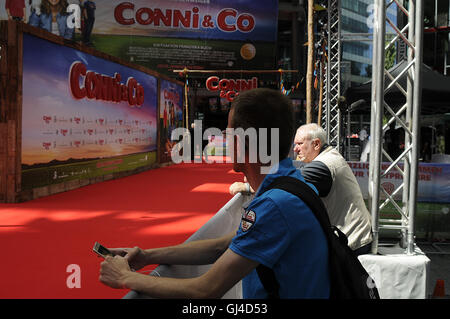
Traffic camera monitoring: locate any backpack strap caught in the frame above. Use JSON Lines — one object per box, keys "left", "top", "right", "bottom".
{"left": 269, "top": 176, "right": 332, "bottom": 233}
{"left": 255, "top": 264, "right": 280, "bottom": 299}
{"left": 268, "top": 176, "right": 350, "bottom": 246}
{"left": 255, "top": 176, "right": 341, "bottom": 298}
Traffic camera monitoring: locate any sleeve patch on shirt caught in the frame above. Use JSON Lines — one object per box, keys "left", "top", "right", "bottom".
{"left": 241, "top": 210, "right": 256, "bottom": 232}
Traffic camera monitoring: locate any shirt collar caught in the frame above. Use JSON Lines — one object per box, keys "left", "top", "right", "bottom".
{"left": 319, "top": 143, "right": 329, "bottom": 153}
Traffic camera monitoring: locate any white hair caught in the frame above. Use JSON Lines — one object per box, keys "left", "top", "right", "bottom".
{"left": 298, "top": 123, "right": 328, "bottom": 144}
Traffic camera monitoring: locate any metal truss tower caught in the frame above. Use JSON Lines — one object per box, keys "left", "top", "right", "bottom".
{"left": 321, "top": 0, "right": 342, "bottom": 151}
{"left": 321, "top": 0, "right": 424, "bottom": 255}
{"left": 369, "top": 0, "right": 424, "bottom": 255}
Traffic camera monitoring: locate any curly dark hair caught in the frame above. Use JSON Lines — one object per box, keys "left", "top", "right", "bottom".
{"left": 40, "top": 0, "right": 69, "bottom": 16}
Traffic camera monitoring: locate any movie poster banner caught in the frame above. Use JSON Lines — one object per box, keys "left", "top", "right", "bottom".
{"left": 79, "top": 0, "right": 277, "bottom": 75}
{"left": 350, "top": 161, "right": 450, "bottom": 203}
{"left": 21, "top": 33, "right": 158, "bottom": 190}
{"left": 1, "top": 1, "right": 278, "bottom": 74}
{"left": 159, "top": 79, "right": 184, "bottom": 163}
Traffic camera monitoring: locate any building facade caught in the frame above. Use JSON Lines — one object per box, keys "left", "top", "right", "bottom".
{"left": 341, "top": 0, "right": 397, "bottom": 88}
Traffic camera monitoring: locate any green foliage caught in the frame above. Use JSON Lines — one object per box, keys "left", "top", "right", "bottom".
{"left": 385, "top": 40, "right": 397, "bottom": 70}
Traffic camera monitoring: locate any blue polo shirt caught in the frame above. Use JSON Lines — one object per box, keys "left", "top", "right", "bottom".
{"left": 229, "top": 158, "right": 330, "bottom": 298}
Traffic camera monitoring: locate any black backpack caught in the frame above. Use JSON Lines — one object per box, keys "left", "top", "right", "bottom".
{"left": 256, "top": 176, "right": 380, "bottom": 299}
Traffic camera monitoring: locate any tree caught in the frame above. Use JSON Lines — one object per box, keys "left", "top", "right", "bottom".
{"left": 306, "top": 0, "right": 315, "bottom": 124}
{"left": 385, "top": 38, "right": 397, "bottom": 70}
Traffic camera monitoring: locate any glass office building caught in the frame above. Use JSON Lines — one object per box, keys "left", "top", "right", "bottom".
{"left": 341, "top": 0, "right": 397, "bottom": 88}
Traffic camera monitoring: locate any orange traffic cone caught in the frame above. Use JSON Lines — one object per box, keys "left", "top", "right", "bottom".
{"left": 432, "top": 279, "right": 445, "bottom": 298}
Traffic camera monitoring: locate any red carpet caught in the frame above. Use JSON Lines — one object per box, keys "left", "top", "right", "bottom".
{"left": 0, "top": 161, "right": 243, "bottom": 299}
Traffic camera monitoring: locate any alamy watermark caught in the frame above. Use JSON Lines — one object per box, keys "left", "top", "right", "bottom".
{"left": 66, "top": 264, "right": 81, "bottom": 289}
{"left": 366, "top": 4, "right": 376, "bottom": 29}
{"left": 170, "top": 120, "right": 279, "bottom": 174}
{"left": 66, "top": 4, "right": 82, "bottom": 29}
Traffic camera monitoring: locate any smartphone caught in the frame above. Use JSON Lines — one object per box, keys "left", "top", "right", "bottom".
{"left": 93, "top": 242, "right": 114, "bottom": 258}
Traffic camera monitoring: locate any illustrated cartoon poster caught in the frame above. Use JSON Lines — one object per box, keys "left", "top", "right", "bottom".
{"left": 21, "top": 33, "right": 158, "bottom": 189}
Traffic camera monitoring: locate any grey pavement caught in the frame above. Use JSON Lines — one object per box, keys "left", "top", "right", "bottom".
{"left": 417, "top": 241, "right": 450, "bottom": 298}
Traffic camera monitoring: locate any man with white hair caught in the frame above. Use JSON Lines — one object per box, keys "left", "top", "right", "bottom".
{"left": 230, "top": 122, "right": 372, "bottom": 255}
{"left": 293, "top": 123, "right": 372, "bottom": 255}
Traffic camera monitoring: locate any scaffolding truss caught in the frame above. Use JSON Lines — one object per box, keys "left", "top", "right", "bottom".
{"left": 369, "top": 0, "right": 424, "bottom": 255}
{"left": 321, "top": 0, "right": 342, "bottom": 151}
{"left": 321, "top": 0, "right": 424, "bottom": 255}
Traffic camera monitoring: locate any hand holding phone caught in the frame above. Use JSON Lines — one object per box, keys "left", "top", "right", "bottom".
{"left": 93, "top": 242, "right": 114, "bottom": 258}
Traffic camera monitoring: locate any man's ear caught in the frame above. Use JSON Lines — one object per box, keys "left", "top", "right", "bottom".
{"left": 313, "top": 138, "right": 321, "bottom": 150}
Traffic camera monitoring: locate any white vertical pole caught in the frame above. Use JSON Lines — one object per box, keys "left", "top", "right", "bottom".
{"left": 407, "top": 0, "right": 424, "bottom": 255}
{"left": 369, "top": 0, "right": 386, "bottom": 255}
